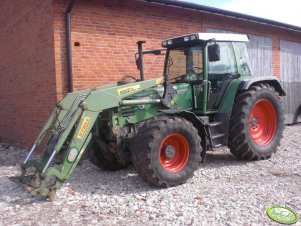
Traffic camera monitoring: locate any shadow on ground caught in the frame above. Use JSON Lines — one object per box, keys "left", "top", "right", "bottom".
{"left": 1, "top": 145, "right": 257, "bottom": 203}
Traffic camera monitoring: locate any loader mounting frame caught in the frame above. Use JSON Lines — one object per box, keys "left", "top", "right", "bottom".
{"left": 11, "top": 78, "right": 164, "bottom": 199}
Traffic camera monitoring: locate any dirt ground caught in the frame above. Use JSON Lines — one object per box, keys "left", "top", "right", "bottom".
{"left": 0, "top": 124, "right": 300, "bottom": 225}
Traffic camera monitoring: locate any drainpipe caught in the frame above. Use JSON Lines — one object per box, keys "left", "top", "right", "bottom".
{"left": 66, "top": 0, "right": 76, "bottom": 93}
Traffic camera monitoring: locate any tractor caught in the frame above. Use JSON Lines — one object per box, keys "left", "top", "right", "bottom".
{"left": 12, "top": 33, "right": 285, "bottom": 199}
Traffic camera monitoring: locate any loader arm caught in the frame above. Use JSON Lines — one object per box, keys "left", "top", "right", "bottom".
{"left": 11, "top": 78, "right": 164, "bottom": 199}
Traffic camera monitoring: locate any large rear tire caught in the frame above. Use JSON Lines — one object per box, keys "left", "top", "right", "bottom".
{"left": 131, "top": 115, "right": 202, "bottom": 187}
{"left": 228, "top": 83, "right": 284, "bottom": 160}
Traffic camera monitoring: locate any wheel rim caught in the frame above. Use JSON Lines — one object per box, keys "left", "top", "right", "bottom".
{"left": 159, "top": 134, "right": 189, "bottom": 172}
{"left": 249, "top": 99, "right": 277, "bottom": 146}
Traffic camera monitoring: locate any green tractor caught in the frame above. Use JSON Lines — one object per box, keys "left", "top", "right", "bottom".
{"left": 12, "top": 33, "right": 285, "bottom": 199}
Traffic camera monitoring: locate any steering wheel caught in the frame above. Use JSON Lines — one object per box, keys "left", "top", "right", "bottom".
{"left": 191, "top": 66, "right": 203, "bottom": 74}
{"left": 169, "top": 74, "right": 187, "bottom": 81}
{"left": 121, "top": 75, "right": 138, "bottom": 81}
{"left": 187, "top": 67, "right": 203, "bottom": 80}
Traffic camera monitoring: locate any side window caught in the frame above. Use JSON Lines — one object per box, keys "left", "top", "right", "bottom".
{"left": 209, "top": 42, "right": 237, "bottom": 75}
{"left": 233, "top": 42, "right": 253, "bottom": 76}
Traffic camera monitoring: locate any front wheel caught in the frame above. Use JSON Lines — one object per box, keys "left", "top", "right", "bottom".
{"left": 228, "top": 83, "right": 284, "bottom": 160}
{"left": 87, "top": 137, "right": 127, "bottom": 171}
{"left": 131, "top": 116, "right": 202, "bottom": 187}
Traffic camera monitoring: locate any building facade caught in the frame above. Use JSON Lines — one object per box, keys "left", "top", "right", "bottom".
{"left": 0, "top": 0, "right": 301, "bottom": 147}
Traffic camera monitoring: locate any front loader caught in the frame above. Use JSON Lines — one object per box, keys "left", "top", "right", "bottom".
{"left": 12, "top": 33, "right": 286, "bottom": 200}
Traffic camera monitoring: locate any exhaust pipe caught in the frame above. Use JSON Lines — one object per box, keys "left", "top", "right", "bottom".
{"left": 136, "top": 41, "right": 146, "bottom": 81}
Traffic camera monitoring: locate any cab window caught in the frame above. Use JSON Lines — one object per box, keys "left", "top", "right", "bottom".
{"left": 208, "top": 42, "right": 237, "bottom": 76}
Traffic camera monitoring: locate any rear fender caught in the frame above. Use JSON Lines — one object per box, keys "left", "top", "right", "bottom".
{"left": 217, "top": 76, "right": 286, "bottom": 146}
{"left": 238, "top": 76, "right": 286, "bottom": 96}
{"left": 219, "top": 76, "right": 286, "bottom": 114}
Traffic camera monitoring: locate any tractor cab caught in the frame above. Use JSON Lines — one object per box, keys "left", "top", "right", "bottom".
{"left": 161, "top": 33, "right": 251, "bottom": 113}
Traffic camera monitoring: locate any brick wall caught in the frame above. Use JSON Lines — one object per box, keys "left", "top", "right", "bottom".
{"left": 0, "top": 0, "right": 56, "bottom": 147}
{"left": 53, "top": 0, "right": 203, "bottom": 95}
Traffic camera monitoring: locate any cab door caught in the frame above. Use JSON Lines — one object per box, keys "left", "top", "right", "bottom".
{"left": 207, "top": 42, "right": 238, "bottom": 111}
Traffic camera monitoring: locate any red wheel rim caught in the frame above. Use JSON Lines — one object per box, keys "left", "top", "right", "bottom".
{"left": 249, "top": 99, "right": 277, "bottom": 146}
{"left": 159, "top": 134, "right": 189, "bottom": 172}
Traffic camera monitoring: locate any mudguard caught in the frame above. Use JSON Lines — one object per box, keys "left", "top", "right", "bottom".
{"left": 216, "top": 76, "right": 286, "bottom": 147}
{"left": 238, "top": 76, "right": 286, "bottom": 96}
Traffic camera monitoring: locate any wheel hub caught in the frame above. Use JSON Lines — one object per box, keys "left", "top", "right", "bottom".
{"left": 164, "top": 145, "right": 176, "bottom": 159}
{"left": 250, "top": 117, "right": 258, "bottom": 129}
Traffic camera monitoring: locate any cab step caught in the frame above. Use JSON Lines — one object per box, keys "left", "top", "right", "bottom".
{"left": 211, "top": 133, "right": 225, "bottom": 139}
{"left": 208, "top": 121, "right": 223, "bottom": 127}
{"left": 206, "top": 121, "right": 226, "bottom": 149}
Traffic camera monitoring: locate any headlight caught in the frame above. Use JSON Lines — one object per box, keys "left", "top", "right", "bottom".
{"left": 184, "top": 36, "right": 190, "bottom": 41}
{"left": 190, "top": 35, "right": 197, "bottom": 40}
{"left": 68, "top": 148, "right": 78, "bottom": 162}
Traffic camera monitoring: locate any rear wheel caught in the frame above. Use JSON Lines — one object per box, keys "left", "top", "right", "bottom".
{"left": 131, "top": 115, "right": 202, "bottom": 187}
{"left": 228, "top": 83, "right": 284, "bottom": 160}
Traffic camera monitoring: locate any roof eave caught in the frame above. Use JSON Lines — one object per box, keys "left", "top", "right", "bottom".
{"left": 140, "top": 0, "right": 301, "bottom": 33}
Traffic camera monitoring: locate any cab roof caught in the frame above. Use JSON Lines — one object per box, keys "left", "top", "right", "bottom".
{"left": 196, "top": 33, "right": 249, "bottom": 42}
{"left": 161, "top": 33, "right": 249, "bottom": 48}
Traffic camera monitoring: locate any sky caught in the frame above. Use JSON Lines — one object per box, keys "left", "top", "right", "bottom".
{"left": 181, "top": 0, "right": 301, "bottom": 27}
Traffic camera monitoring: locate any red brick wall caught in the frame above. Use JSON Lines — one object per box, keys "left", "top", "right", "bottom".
{"left": 0, "top": 0, "right": 56, "bottom": 147}
{"left": 53, "top": 0, "right": 203, "bottom": 95}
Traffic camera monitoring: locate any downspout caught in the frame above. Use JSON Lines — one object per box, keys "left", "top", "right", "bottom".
{"left": 66, "top": 0, "right": 76, "bottom": 93}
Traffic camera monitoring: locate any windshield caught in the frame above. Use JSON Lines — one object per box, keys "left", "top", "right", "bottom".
{"left": 166, "top": 46, "right": 203, "bottom": 81}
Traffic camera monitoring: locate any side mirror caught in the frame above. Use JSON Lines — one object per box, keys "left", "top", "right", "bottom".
{"left": 208, "top": 44, "right": 220, "bottom": 62}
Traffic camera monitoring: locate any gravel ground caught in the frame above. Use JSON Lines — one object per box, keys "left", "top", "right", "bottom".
{"left": 0, "top": 124, "right": 300, "bottom": 226}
